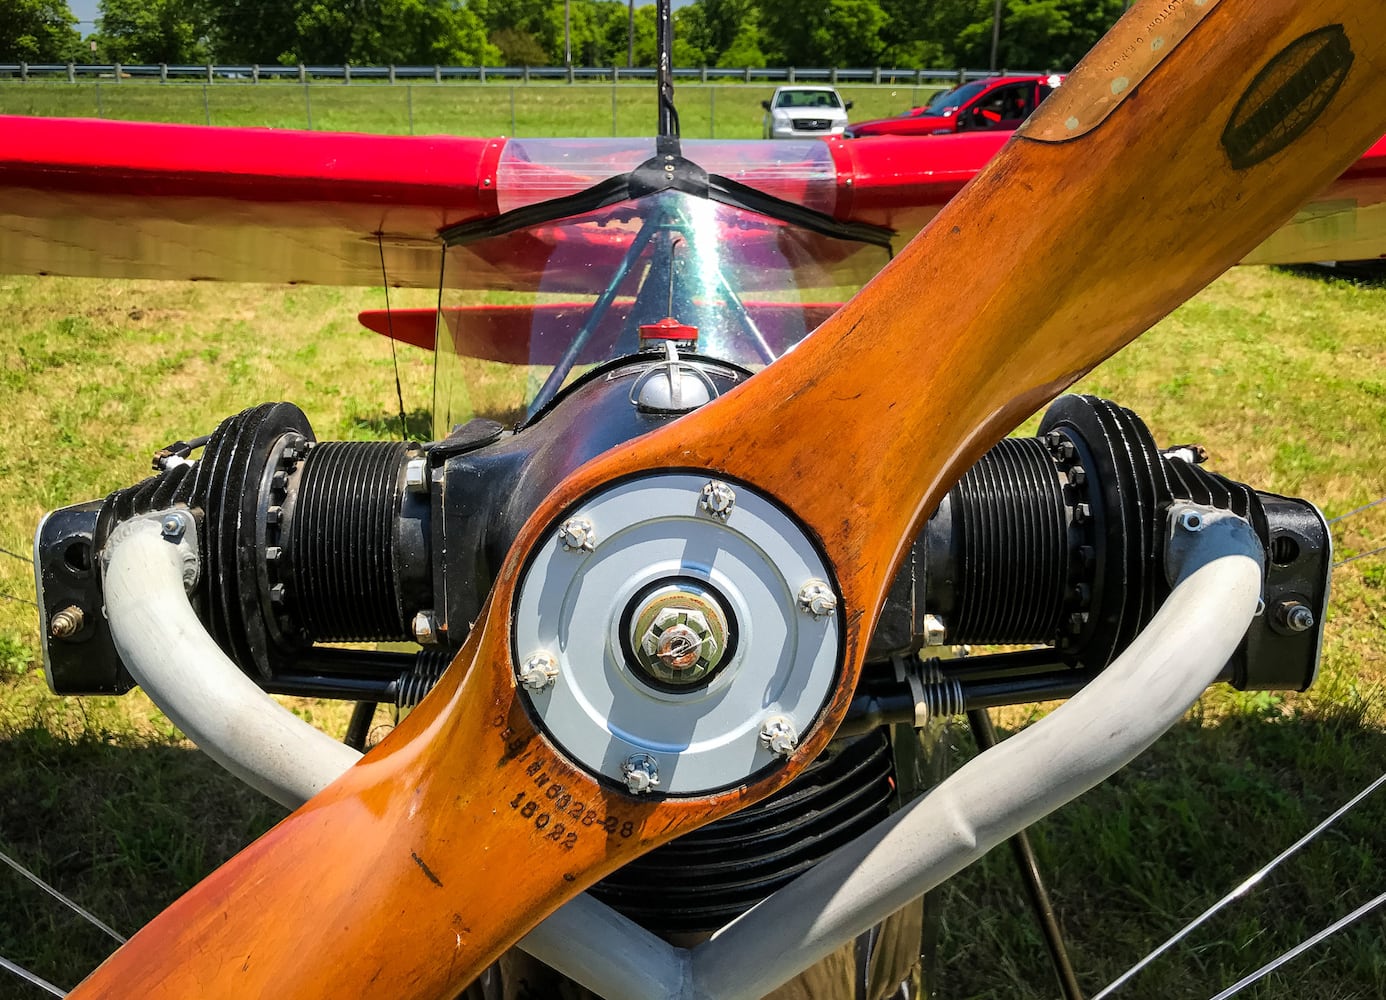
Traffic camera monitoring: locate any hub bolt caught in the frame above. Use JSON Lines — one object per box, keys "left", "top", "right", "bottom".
{"left": 797, "top": 580, "right": 838, "bottom": 619}
{"left": 558, "top": 516, "right": 596, "bottom": 552}
{"left": 518, "top": 651, "right": 559, "bottom": 692}
{"left": 699, "top": 480, "right": 736, "bottom": 519}
{"left": 759, "top": 716, "right": 799, "bottom": 757}
{"left": 621, "top": 752, "right": 661, "bottom": 794}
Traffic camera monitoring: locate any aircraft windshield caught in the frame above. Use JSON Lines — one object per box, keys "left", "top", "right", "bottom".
{"left": 432, "top": 190, "right": 889, "bottom": 434}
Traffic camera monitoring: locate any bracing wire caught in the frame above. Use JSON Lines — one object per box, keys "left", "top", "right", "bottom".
{"left": 0, "top": 955, "right": 66, "bottom": 998}
{"left": 1335, "top": 544, "right": 1386, "bottom": 569}
{"left": 0, "top": 848, "right": 127, "bottom": 944}
{"left": 1092, "top": 771, "right": 1386, "bottom": 999}
{"left": 0, "top": 545, "right": 31, "bottom": 564}
{"left": 1328, "top": 495, "right": 1386, "bottom": 524}
{"left": 1206, "top": 890, "right": 1386, "bottom": 1000}
{"left": 376, "top": 233, "right": 411, "bottom": 443}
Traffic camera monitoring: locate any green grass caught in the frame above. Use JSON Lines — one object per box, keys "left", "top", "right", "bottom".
{"left": 0, "top": 85, "right": 1385, "bottom": 998}
{"left": 0, "top": 79, "right": 937, "bottom": 137}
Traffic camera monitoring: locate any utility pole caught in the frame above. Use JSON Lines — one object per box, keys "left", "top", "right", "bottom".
{"left": 990, "top": 0, "right": 1003, "bottom": 72}
{"left": 628, "top": 0, "right": 635, "bottom": 67}
{"left": 565, "top": 0, "right": 572, "bottom": 66}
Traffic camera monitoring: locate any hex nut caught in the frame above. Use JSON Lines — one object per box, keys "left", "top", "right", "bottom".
{"left": 1177, "top": 508, "right": 1204, "bottom": 532}
{"left": 49, "top": 605, "right": 85, "bottom": 640}
{"left": 759, "top": 716, "right": 799, "bottom": 757}
{"left": 412, "top": 610, "right": 439, "bottom": 645}
{"left": 558, "top": 517, "right": 596, "bottom": 552}
{"left": 404, "top": 457, "right": 429, "bottom": 494}
{"left": 518, "top": 651, "right": 559, "bottom": 692}
{"left": 621, "top": 752, "right": 660, "bottom": 794}
{"left": 699, "top": 480, "right": 736, "bottom": 519}
{"left": 160, "top": 513, "right": 186, "bottom": 540}
{"left": 797, "top": 580, "right": 837, "bottom": 619}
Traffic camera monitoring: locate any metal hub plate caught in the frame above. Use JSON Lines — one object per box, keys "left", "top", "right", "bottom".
{"left": 512, "top": 473, "right": 841, "bottom": 796}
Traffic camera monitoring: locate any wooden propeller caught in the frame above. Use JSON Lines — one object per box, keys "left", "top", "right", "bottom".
{"left": 71, "top": 2, "right": 1386, "bottom": 997}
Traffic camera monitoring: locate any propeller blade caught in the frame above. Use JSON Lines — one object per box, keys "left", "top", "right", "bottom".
{"left": 69, "top": 2, "right": 1386, "bottom": 997}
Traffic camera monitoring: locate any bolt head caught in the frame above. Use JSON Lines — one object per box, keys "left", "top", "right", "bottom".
{"left": 699, "top": 480, "right": 736, "bottom": 519}
{"left": 558, "top": 516, "right": 596, "bottom": 552}
{"left": 518, "top": 651, "right": 559, "bottom": 692}
{"left": 759, "top": 716, "right": 799, "bottom": 757}
{"left": 621, "top": 752, "right": 660, "bottom": 794}
{"left": 404, "top": 457, "right": 429, "bottom": 494}
{"left": 411, "top": 610, "right": 439, "bottom": 645}
{"left": 797, "top": 580, "right": 837, "bottom": 619}
{"left": 1284, "top": 603, "right": 1315, "bottom": 633}
{"left": 49, "top": 605, "right": 84, "bottom": 639}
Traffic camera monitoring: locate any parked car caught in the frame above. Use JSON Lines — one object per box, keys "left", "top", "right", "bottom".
{"left": 762, "top": 86, "right": 853, "bottom": 140}
{"left": 845, "top": 74, "right": 1065, "bottom": 138}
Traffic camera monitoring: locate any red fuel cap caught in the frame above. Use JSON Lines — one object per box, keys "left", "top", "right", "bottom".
{"left": 638, "top": 317, "right": 698, "bottom": 345}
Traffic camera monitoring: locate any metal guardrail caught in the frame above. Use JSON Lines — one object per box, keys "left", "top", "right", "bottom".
{"left": 0, "top": 62, "right": 1038, "bottom": 86}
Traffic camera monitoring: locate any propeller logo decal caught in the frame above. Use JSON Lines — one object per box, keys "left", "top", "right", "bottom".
{"left": 1222, "top": 25, "right": 1354, "bottom": 170}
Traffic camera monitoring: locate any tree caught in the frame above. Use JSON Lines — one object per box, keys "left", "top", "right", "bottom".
{"left": 757, "top": 0, "right": 888, "bottom": 66}
{"left": 288, "top": 0, "right": 498, "bottom": 65}
{"left": 489, "top": 26, "right": 547, "bottom": 65}
{"left": 951, "top": 0, "right": 1124, "bottom": 71}
{"left": 0, "top": 0, "right": 81, "bottom": 62}
{"left": 95, "top": 0, "right": 209, "bottom": 64}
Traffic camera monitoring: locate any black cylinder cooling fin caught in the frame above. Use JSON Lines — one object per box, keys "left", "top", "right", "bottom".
{"left": 285, "top": 441, "right": 412, "bottom": 642}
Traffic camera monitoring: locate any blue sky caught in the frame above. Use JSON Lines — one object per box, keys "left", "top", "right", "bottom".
{"left": 68, "top": 0, "right": 98, "bottom": 35}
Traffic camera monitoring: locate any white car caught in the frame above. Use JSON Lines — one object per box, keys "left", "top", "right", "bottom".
{"left": 761, "top": 86, "right": 852, "bottom": 139}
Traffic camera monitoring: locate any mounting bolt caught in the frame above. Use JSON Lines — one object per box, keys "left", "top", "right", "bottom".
{"left": 759, "top": 716, "right": 799, "bottom": 757}
{"left": 621, "top": 752, "right": 660, "bottom": 794}
{"left": 699, "top": 480, "right": 736, "bottom": 519}
{"left": 1177, "top": 508, "right": 1204, "bottom": 532}
{"left": 412, "top": 609, "right": 439, "bottom": 645}
{"left": 49, "top": 605, "right": 84, "bottom": 639}
{"left": 1276, "top": 601, "right": 1315, "bottom": 633}
{"left": 160, "top": 513, "right": 186, "bottom": 540}
{"left": 558, "top": 516, "right": 596, "bottom": 552}
{"left": 518, "top": 651, "right": 559, "bottom": 692}
{"left": 404, "top": 457, "right": 429, "bottom": 494}
{"left": 797, "top": 580, "right": 837, "bottom": 619}
{"left": 922, "top": 613, "right": 947, "bottom": 646}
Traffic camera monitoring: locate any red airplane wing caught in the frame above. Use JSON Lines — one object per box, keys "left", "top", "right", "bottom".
{"left": 2, "top": 116, "right": 1384, "bottom": 293}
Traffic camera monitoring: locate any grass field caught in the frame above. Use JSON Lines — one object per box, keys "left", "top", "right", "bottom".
{"left": 1, "top": 90, "right": 1385, "bottom": 999}
{"left": 0, "top": 78, "right": 940, "bottom": 138}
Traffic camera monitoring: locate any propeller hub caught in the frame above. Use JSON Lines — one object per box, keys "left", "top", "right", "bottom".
{"left": 627, "top": 582, "right": 732, "bottom": 686}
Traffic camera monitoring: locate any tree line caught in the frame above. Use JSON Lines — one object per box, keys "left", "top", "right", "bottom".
{"left": 4, "top": 0, "right": 1125, "bottom": 75}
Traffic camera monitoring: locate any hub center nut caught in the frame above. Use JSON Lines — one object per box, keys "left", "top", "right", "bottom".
{"left": 628, "top": 582, "right": 732, "bottom": 687}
